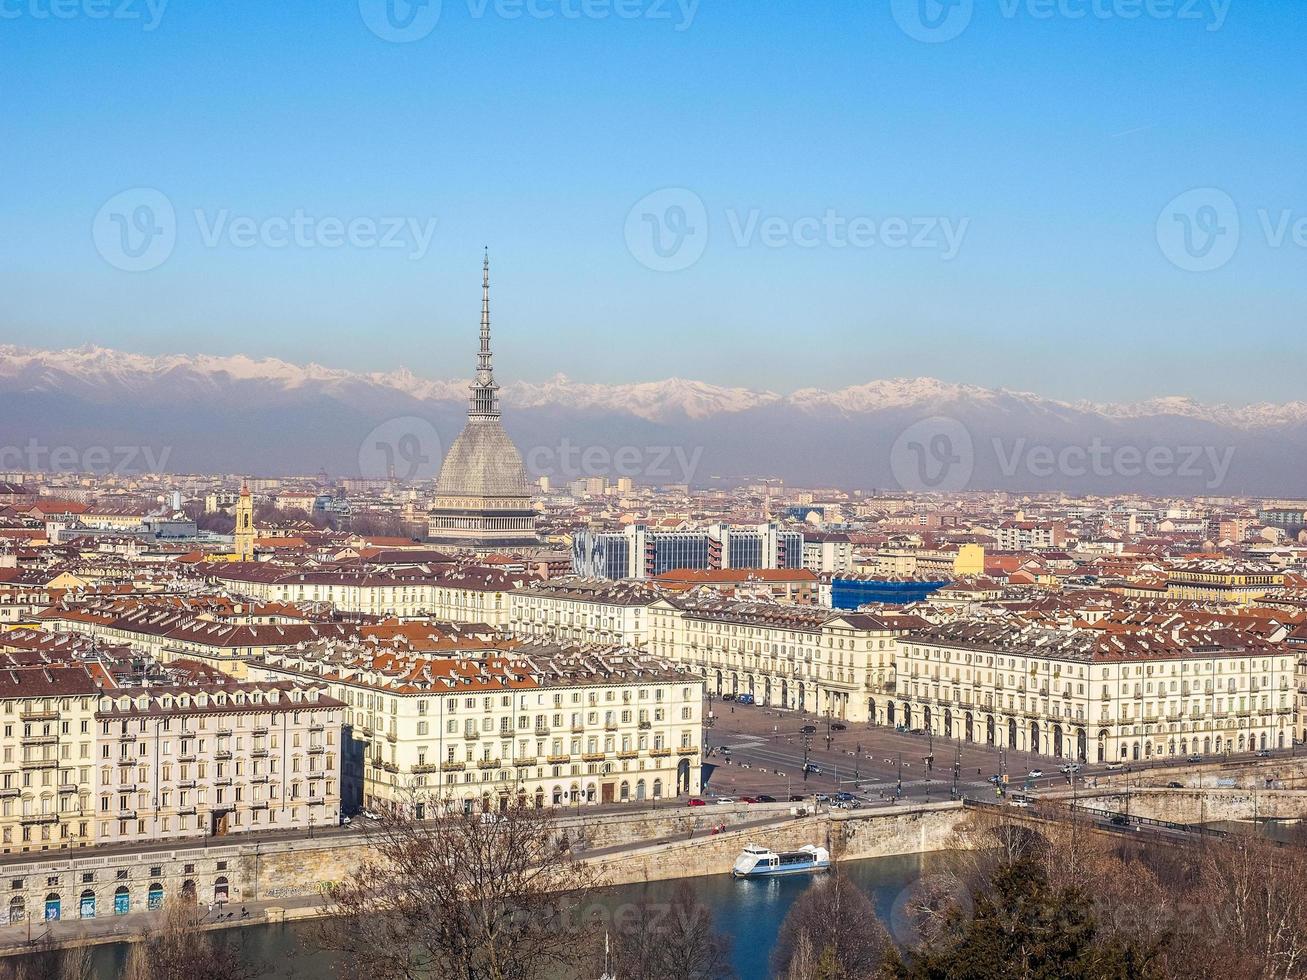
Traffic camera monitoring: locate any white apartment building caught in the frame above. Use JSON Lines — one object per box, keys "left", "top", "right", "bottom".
{"left": 982, "top": 521, "right": 1060, "bottom": 551}
{"left": 508, "top": 578, "right": 661, "bottom": 648}
{"left": 209, "top": 565, "right": 528, "bottom": 627}
{"left": 0, "top": 666, "right": 108, "bottom": 856}
{"left": 802, "top": 533, "right": 854, "bottom": 574}
{"left": 93, "top": 681, "right": 344, "bottom": 845}
{"left": 648, "top": 596, "right": 913, "bottom": 723}
{"left": 250, "top": 644, "right": 703, "bottom": 813}
{"left": 889, "top": 620, "right": 1295, "bottom": 763}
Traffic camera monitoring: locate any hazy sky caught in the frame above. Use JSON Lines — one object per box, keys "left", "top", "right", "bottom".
{"left": 3, "top": 0, "right": 1303, "bottom": 403}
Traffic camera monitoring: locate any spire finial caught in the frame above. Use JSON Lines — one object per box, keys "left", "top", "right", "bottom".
{"left": 470, "top": 250, "right": 500, "bottom": 418}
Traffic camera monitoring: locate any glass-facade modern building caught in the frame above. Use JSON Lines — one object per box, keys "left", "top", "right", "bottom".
{"left": 573, "top": 524, "right": 804, "bottom": 580}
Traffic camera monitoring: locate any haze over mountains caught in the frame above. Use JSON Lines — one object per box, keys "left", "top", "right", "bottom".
{"left": 1, "top": 345, "right": 1303, "bottom": 495}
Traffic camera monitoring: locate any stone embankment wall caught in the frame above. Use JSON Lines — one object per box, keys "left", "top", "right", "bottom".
{"left": 589, "top": 803, "right": 970, "bottom": 886}
{"left": 0, "top": 802, "right": 973, "bottom": 930}
{"left": 1062, "top": 788, "right": 1307, "bottom": 824}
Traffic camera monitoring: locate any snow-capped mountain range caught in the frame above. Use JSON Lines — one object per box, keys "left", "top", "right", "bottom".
{"left": 2, "top": 344, "right": 1303, "bottom": 428}
{"left": 0, "top": 344, "right": 1303, "bottom": 494}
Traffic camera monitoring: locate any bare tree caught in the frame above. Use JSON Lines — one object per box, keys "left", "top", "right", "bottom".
{"left": 114, "top": 901, "right": 261, "bottom": 980}
{"left": 772, "top": 872, "right": 893, "bottom": 980}
{"left": 605, "top": 879, "right": 734, "bottom": 980}
{"left": 1179, "top": 831, "right": 1307, "bottom": 980}
{"left": 316, "top": 796, "right": 598, "bottom": 980}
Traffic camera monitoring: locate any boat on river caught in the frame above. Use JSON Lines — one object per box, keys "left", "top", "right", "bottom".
{"left": 731, "top": 843, "right": 830, "bottom": 878}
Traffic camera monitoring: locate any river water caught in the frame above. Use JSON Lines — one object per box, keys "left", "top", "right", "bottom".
{"left": 84, "top": 851, "right": 953, "bottom": 978}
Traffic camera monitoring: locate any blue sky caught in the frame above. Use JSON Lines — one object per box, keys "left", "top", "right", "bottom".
{"left": 3, "top": 0, "right": 1304, "bottom": 402}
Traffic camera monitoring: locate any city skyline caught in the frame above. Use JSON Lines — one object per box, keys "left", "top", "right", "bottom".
{"left": 5, "top": 3, "right": 1305, "bottom": 402}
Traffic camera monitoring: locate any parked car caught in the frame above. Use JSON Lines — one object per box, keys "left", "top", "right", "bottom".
{"left": 1167, "top": 781, "right": 1184, "bottom": 789}
{"left": 800, "top": 724, "right": 817, "bottom": 734}
{"left": 757, "top": 795, "right": 777, "bottom": 803}
{"left": 833, "top": 791, "right": 855, "bottom": 802}
{"left": 686, "top": 798, "right": 707, "bottom": 807}
{"left": 1254, "top": 749, "right": 1271, "bottom": 758}
{"left": 1106, "top": 762, "right": 1125, "bottom": 771}
{"left": 721, "top": 693, "right": 736, "bottom": 702}
{"left": 831, "top": 722, "right": 847, "bottom": 731}
{"left": 814, "top": 794, "right": 830, "bottom": 803}
{"left": 1189, "top": 754, "right": 1205, "bottom": 762}
{"left": 1109, "top": 814, "right": 1129, "bottom": 827}
{"left": 714, "top": 798, "right": 736, "bottom": 805}
{"left": 736, "top": 694, "right": 755, "bottom": 706}
{"left": 789, "top": 794, "right": 806, "bottom": 802}
{"left": 1008, "top": 798, "right": 1031, "bottom": 808}
{"left": 738, "top": 796, "right": 758, "bottom": 804}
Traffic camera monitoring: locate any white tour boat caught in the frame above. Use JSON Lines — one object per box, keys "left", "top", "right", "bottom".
{"left": 731, "top": 843, "right": 830, "bottom": 879}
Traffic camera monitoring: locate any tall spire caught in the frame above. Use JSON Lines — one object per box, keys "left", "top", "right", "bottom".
{"left": 469, "top": 249, "right": 500, "bottom": 419}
